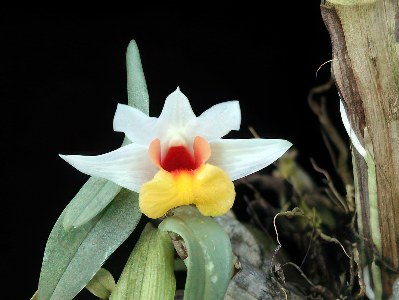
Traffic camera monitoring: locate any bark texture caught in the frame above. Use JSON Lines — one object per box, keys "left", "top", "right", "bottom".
{"left": 321, "top": 0, "right": 399, "bottom": 296}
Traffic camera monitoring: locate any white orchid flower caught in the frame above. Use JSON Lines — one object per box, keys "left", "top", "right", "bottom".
{"left": 60, "top": 88, "right": 292, "bottom": 219}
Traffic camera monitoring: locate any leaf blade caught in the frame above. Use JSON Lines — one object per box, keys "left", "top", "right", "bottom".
{"left": 38, "top": 189, "right": 140, "bottom": 300}
{"left": 159, "top": 206, "right": 234, "bottom": 300}
{"left": 63, "top": 177, "right": 122, "bottom": 229}
{"left": 126, "top": 40, "right": 149, "bottom": 115}
{"left": 86, "top": 267, "right": 116, "bottom": 299}
{"left": 110, "top": 223, "right": 176, "bottom": 300}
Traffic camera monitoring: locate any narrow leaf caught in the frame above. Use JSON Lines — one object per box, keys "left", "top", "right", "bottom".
{"left": 38, "top": 189, "right": 140, "bottom": 300}
{"left": 126, "top": 40, "right": 149, "bottom": 115}
{"left": 159, "top": 206, "right": 234, "bottom": 300}
{"left": 63, "top": 178, "right": 121, "bottom": 229}
{"left": 86, "top": 267, "right": 116, "bottom": 299}
{"left": 110, "top": 223, "right": 176, "bottom": 300}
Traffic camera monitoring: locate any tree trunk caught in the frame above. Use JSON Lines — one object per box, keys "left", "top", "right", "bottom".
{"left": 320, "top": 0, "right": 399, "bottom": 297}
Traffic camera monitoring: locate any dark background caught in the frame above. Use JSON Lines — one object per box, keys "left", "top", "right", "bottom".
{"left": 1, "top": 7, "right": 341, "bottom": 299}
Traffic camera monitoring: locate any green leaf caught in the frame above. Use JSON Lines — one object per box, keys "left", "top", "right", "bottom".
{"left": 110, "top": 223, "right": 176, "bottom": 300}
{"left": 62, "top": 39, "right": 149, "bottom": 229}
{"left": 159, "top": 206, "right": 234, "bottom": 300}
{"left": 63, "top": 178, "right": 122, "bottom": 229}
{"left": 86, "top": 267, "right": 116, "bottom": 299}
{"left": 38, "top": 189, "right": 140, "bottom": 300}
{"left": 126, "top": 40, "right": 149, "bottom": 115}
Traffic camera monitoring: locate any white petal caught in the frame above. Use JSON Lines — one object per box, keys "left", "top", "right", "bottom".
{"left": 157, "top": 87, "right": 196, "bottom": 128}
{"left": 60, "top": 143, "right": 158, "bottom": 192}
{"left": 208, "top": 138, "right": 292, "bottom": 181}
{"left": 113, "top": 104, "right": 158, "bottom": 145}
{"left": 339, "top": 99, "right": 366, "bottom": 157}
{"left": 186, "top": 101, "right": 241, "bottom": 141}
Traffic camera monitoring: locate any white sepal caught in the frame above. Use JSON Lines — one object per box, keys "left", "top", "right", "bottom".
{"left": 186, "top": 100, "right": 241, "bottom": 141}
{"left": 208, "top": 138, "right": 292, "bottom": 181}
{"left": 113, "top": 104, "right": 158, "bottom": 145}
{"left": 157, "top": 87, "right": 196, "bottom": 128}
{"left": 60, "top": 143, "right": 158, "bottom": 192}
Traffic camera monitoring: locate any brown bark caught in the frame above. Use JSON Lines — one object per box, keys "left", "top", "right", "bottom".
{"left": 321, "top": 0, "right": 399, "bottom": 296}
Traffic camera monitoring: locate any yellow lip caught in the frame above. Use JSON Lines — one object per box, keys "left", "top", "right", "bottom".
{"left": 139, "top": 163, "right": 235, "bottom": 219}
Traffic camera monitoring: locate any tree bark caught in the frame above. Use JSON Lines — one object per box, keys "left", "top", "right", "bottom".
{"left": 320, "top": 0, "right": 399, "bottom": 297}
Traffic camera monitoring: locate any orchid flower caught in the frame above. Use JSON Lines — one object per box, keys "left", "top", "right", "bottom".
{"left": 60, "top": 88, "right": 292, "bottom": 219}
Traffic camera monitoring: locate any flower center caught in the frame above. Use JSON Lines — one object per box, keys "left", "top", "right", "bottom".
{"left": 148, "top": 136, "right": 211, "bottom": 173}
{"left": 161, "top": 146, "right": 196, "bottom": 172}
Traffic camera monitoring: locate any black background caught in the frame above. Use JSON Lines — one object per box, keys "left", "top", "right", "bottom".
{"left": 2, "top": 7, "right": 343, "bottom": 299}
